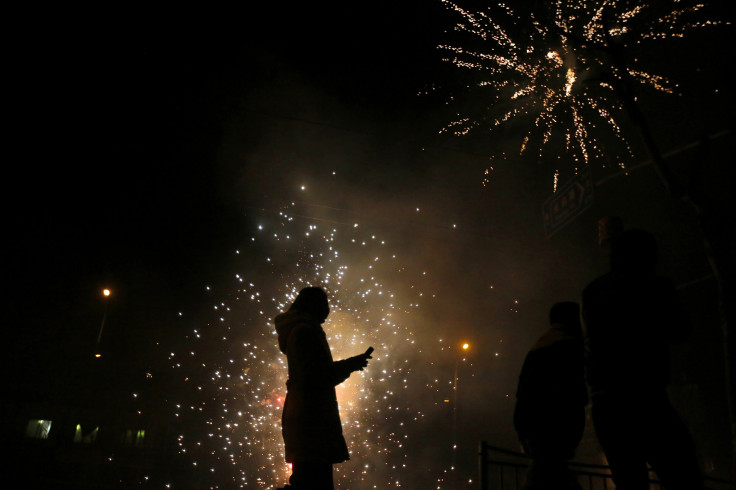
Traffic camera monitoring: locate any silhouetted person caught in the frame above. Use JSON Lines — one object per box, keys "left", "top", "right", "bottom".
{"left": 275, "top": 286, "right": 372, "bottom": 490}
{"left": 582, "top": 229, "right": 703, "bottom": 490}
{"left": 514, "top": 301, "right": 587, "bottom": 490}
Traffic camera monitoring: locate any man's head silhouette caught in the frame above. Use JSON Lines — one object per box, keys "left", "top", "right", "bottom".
{"left": 610, "top": 228, "right": 658, "bottom": 275}
{"left": 549, "top": 301, "right": 582, "bottom": 337}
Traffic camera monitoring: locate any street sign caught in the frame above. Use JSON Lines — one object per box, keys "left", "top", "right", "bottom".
{"left": 543, "top": 168, "right": 594, "bottom": 237}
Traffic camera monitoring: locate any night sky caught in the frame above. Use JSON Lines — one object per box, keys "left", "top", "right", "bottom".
{"left": 7, "top": 1, "right": 735, "bottom": 487}
{"left": 8, "top": 2, "right": 462, "bottom": 372}
{"left": 9, "top": 2, "right": 445, "bottom": 310}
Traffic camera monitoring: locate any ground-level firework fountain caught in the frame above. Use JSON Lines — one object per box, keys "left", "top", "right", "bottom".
{"left": 162, "top": 200, "right": 469, "bottom": 488}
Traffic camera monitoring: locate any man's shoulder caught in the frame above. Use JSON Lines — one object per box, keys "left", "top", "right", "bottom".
{"left": 651, "top": 275, "right": 676, "bottom": 288}
{"left": 582, "top": 273, "right": 612, "bottom": 296}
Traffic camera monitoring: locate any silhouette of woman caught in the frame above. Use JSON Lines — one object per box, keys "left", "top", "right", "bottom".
{"left": 275, "top": 286, "right": 372, "bottom": 489}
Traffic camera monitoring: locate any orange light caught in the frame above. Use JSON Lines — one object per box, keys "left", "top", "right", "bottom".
{"left": 94, "top": 353, "right": 102, "bottom": 358}
{"left": 102, "top": 288, "right": 111, "bottom": 297}
{"left": 462, "top": 343, "right": 470, "bottom": 350}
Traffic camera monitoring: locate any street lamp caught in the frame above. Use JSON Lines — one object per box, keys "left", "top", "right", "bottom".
{"left": 452, "top": 341, "right": 471, "bottom": 480}
{"left": 94, "top": 288, "right": 111, "bottom": 358}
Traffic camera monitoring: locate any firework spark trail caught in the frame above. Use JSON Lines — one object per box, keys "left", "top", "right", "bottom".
{"left": 437, "top": 0, "right": 728, "bottom": 187}
{"left": 167, "top": 201, "right": 458, "bottom": 488}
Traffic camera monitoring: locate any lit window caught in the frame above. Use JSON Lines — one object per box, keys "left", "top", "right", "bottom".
{"left": 74, "top": 424, "right": 99, "bottom": 443}
{"left": 122, "top": 429, "right": 146, "bottom": 446}
{"left": 25, "top": 420, "right": 52, "bottom": 439}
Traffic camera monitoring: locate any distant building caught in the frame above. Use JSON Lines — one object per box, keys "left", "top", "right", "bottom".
{"left": 4, "top": 353, "right": 192, "bottom": 488}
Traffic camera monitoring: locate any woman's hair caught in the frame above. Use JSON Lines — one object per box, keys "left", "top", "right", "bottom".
{"left": 290, "top": 286, "right": 328, "bottom": 317}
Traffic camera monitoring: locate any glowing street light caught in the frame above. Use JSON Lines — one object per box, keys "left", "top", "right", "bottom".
{"left": 452, "top": 341, "right": 471, "bottom": 480}
{"left": 94, "top": 287, "right": 112, "bottom": 358}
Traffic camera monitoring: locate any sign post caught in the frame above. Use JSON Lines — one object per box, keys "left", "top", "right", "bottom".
{"left": 542, "top": 169, "right": 594, "bottom": 238}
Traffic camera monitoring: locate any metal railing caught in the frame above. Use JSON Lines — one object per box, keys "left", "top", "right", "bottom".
{"left": 478, "top": 441, "right": 735, "bottom": 490}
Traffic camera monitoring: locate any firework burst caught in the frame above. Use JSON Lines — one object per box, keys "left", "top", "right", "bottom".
{"left": 438, "top": 0, "right": 727, "bottom": 187}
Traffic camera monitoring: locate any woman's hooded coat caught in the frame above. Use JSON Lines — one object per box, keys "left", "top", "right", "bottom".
{"left": 275, "top": 309, "right": 354, "bottom": 464}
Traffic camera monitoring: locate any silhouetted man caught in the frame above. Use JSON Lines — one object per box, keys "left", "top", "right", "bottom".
{"left": 275, "top": 286, "right": 372, "bottom": 490}
{"left": 514, "top": 301, "right": 587, "bottom": 490}
{"left": 582, "top": 229, "right": 703, "bottom": 490}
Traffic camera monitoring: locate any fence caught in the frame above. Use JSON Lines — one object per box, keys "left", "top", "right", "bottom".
{"left": 478, "top": 441, "right": 735, "bottom": 490}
